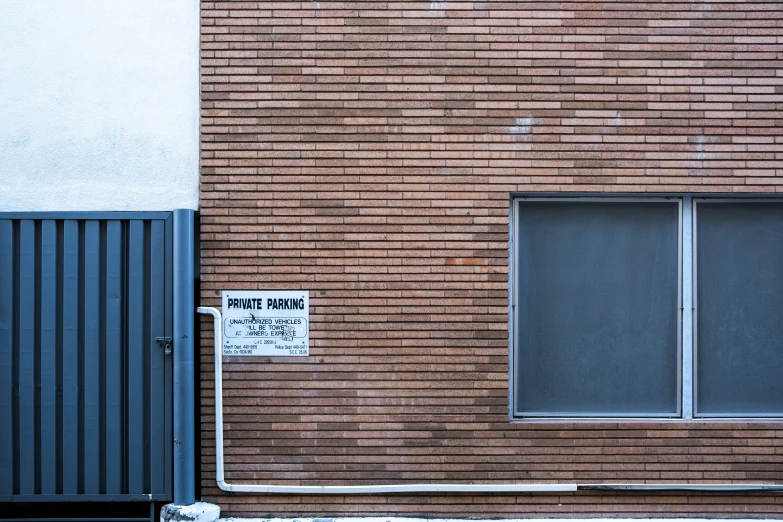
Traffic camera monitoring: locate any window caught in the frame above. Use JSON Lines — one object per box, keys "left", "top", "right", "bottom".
{"left": 510, "top": 196, "right": 783, "bottom": 419}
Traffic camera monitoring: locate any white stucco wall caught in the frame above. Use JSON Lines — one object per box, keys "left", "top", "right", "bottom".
{"left": 0, "top": 1, "right": 199, "bottom": 212}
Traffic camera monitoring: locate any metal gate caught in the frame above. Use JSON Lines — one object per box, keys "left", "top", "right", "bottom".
{"left": 0, "top": 213, "right": 173, "bottom": 502}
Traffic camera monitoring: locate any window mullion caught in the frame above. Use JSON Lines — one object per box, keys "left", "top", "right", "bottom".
{"left": 682, "top": 196, "right": 694, "bottom": 419}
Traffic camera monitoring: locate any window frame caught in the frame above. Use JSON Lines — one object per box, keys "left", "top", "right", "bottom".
{"left": 509, "top": 194, "right": 782, "bottom": 421}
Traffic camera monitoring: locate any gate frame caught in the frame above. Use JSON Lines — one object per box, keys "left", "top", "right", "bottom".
{"left": 0, "top": 211, "right": 176, "bottom": 504}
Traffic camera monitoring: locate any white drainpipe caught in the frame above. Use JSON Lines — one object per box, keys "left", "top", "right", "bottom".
{"left": 197, "top": 307, "right": 783, "bottom": 495}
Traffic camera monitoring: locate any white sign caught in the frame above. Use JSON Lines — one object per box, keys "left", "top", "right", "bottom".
{"left": 222, "top": 290, "right": 309, "bottom": 357}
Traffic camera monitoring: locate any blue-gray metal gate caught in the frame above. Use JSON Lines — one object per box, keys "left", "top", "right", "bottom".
{"left": 0, "top": 213, "right": 173, "bottom": 502}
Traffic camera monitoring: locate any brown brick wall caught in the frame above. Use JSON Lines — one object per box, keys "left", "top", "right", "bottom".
{"left": 199, "top": 0, "right": 783, "bottom": 516}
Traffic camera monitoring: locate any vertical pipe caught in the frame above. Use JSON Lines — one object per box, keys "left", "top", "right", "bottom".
{"left": 173, "top": 209, "right": 195, "bottom": 506}
{"left": 195, "top": 307, "right": 224, "bottom": 487}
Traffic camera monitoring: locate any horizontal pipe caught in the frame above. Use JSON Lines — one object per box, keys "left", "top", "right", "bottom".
{"left": 222, "top": 483, "right": 576, "bottom": 494}
{"left": 197, "top": 306, "right": 783, "bottom": 496}
{"left": 579, "top": 484, "right": 783, "bottom": 492}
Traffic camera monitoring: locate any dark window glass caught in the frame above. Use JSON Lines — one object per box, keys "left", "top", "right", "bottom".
{"left": 515, "top": 201, "right": 680, "bottom": 416}
{"left": 696, "top": 202, "right": 783, "bottom": 416}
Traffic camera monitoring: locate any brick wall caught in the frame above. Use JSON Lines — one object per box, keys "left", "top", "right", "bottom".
{"left": 199, "top": 0, "right": 783, "bottom": 517}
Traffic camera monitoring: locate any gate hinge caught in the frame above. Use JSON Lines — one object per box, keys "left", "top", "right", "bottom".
{"left": 156, "top": 336, "right": 173, "bottom": 355}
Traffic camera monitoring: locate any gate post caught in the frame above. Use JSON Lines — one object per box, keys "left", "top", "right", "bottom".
{"left": 164, "top": 209, "right": 219, "bottom": 522}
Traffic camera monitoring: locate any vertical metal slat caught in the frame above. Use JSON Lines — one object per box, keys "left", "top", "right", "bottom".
{"left": 39, "top": 220, "right": 58, "bottom": 494}
{"left": 164, "top": 215, "right": 173, "bottom": 500}
{"left": 18, "top": 220, "right": 36, "bottom": 494}
{"left": 0, "top": 220, "right": 14, "bottom": 496}
{"left": 148, "top": 220, "right": 166, "bottom": 495}
{"left": 61, "top": 220, "right": 80, "bottom": 494}
{"left": 105, "top": 221, "right": 123, "bottom": 494}
{"left": 127, "top": 221, "right": 146, "bottom": 494}
{"left": 82, "top": 220, "right": 101, "bottom": 494}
